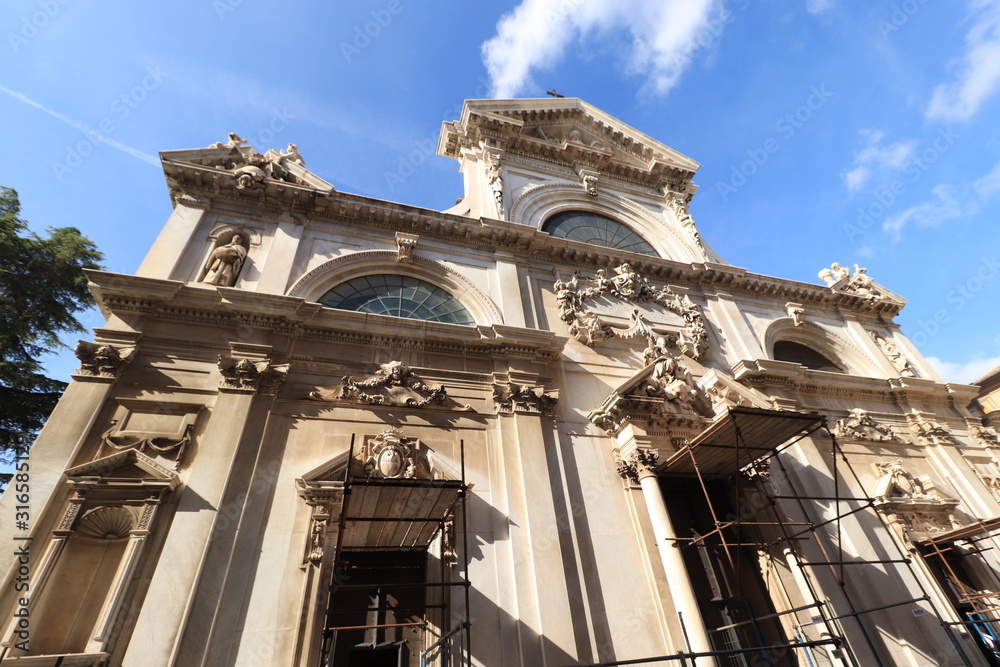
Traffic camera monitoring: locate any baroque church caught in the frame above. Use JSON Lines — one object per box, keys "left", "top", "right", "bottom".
{"left": 3, "top": 97, "right": 1000, "bottom": 667}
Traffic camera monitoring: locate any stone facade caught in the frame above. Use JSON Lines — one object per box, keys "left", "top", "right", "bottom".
{"left": 2, "top": 98, "right": 1000, "bottom": 666}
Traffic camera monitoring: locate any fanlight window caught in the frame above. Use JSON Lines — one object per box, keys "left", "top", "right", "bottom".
{"left": 543, "top": 210, "right": 658, "bottom": 257}
{"left": 319, "top": 275, "right": 476, "bottom": 326}
{"left": 773, "top": 340, "right": 843, "bottom": 372}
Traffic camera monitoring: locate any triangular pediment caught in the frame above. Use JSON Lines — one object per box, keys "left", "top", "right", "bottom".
{"left": 66, "top": 449, "right": 179, "bottom": 489}
{"left": 161, "top": 133, "right": 334, "bottom": 201}
{"left": 439, "top": 98, "right": 699, "bottom": 191}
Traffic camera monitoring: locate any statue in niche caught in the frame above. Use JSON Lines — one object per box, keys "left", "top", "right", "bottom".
{"left": 202, "top": 234, "right": 248, "bottom": 286}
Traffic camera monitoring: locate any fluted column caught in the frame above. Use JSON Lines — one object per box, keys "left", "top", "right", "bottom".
{"left": 618, "top": 444, "right": 716, "bottom": 665}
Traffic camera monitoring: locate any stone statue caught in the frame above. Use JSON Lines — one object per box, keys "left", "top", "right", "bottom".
{"left": 202, "top": 234, "right": 248, "bottom": 286}
{"left": 818, "top": 262, "right": 850, "bottom": 286}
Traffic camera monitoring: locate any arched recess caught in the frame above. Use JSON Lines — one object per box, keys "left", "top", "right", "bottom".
{"left": 508, "top": 183, "right": 699, "bottom": 262}
{"left": 287, "top": 250, "right": 503, "bottom": 326}
{"left": 764, "top": 320, "right": 881, "bottom": 376}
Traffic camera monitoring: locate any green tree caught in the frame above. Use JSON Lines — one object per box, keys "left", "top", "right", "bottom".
{"left": 0, "top": 186, "right": 104, "bottom": 486}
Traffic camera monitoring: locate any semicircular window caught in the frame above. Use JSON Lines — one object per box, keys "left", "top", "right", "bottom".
{"left": 543, "top": 210, "right": 657, "bottom": 256}
{"left": 773, "top": 341, "right": 843, "bottom": 372}
{"left": 319, "top": 275, "right": 476, "bottom": 326}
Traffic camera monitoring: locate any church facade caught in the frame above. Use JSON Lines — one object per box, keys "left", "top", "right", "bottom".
{"left": 2, "top": 98, "right": 1000, "bottom": 666}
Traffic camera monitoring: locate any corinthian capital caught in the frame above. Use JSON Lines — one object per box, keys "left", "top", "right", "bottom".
{"left": 616, "top": 448, "right": 659, "bottom": 483}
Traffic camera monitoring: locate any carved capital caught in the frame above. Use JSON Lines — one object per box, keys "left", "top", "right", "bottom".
{"left": 492, "top": 381, "right": 558, "bottom": 416}
{"left": 218, "top": 356, "right": 289, "bottom": 395}
{"left": 616, "top": 448, "right": 659, "bottom": 483}
{"left": 74, "top": 341, "right": 135, "bottom": 380}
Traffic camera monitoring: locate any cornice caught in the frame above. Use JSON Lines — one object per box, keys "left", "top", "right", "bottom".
{"left": 86, "top": 272, "right": 566, "bottom": 364}
{"left": 162, "top": 167, "right": 904, "bottom": 322}
{"left": 732, "top": 359, "right": 978, "bottom": 410}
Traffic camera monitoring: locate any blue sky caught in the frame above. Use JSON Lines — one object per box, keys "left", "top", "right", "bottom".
{"left": 3, "top": 0, "right": 1000, "bottom": 385}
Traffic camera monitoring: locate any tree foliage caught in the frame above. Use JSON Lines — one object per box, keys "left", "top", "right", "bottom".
{"left": 0, "top": 186, "right": 104, "bottom": 482}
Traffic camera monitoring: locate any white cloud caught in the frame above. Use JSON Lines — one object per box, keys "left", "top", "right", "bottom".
{"left": 806, "top": 0, "right": 835, "bottom": 14}
{"left": 926, "top": 0, "right": 1000, "bottom": 121}
{"left": 841, "top": 129, "right": 915, "bottom": 192}
{"left": 883, "top": 156, "right": 1000, "bottom": 239}
{"left": 482, "top": 0, "right": 720, "bottom": 99}
{"left": 926, "top": 355, "right": 1000, "bottom": 384}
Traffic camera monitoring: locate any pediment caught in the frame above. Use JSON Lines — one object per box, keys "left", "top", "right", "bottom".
{"left": 161, "top": 133, "right": 334, "bottom": 200}
{"left": 66, "top": 449, "right": 179, "bottom": 489}
{"left": 439, "top": 98, "right": 699, "bottom": 192}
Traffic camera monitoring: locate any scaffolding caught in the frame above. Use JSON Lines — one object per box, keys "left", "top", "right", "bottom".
{"left": 577, "top": 406, "right": 989, "bottom": 667}
{"left": 319, "top": 439, "right": 472, "bottom": 667}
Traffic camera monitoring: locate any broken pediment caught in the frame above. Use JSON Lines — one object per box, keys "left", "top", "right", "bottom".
{"left": 308, "top": 360, "right": 473, "bottom": 412}
{"left": 438, "top": 98, "right": 699, "bottom": 195}
{"left": 817, "top": 263, "right": 905, "bottom": 307}
{"left": 589, "top": 352, "right": 714, "bottom": 435}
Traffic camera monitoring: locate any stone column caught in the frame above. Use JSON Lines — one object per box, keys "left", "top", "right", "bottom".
{"left": 617, "top": 441, "right": 716, "bottom": 665}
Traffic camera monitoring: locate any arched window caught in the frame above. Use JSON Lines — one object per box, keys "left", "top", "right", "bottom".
{"left": 319, "top": 275, "right": 475, "bottom": 326}
{"left": 773, "top": 341, "right": 843, "bottom": 372}
{"left": 543, "top": 210, "right": 658, "bottom": 256}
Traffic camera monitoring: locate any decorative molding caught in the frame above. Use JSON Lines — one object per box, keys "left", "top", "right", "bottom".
{"left": 309, "top": 360, "right": 473, "bottom": 412}
{"left": 663, "top": 191, "right": 706, "bottom": 257}
{"left": 785, "top": 302, "right": 804, "bottom": 327}
{"left": 395, "top": 231, "right": 418, "bottom": 263}
{"left": 871, "top": 459, "right": 962, "bottom": 548}
{"left": 492, "top": 381, "right": 559, "bottom": 416}
{"left": 870, "top": 330, "right": 916, "bottom": 377}
{"left": 74, "top": 341, "right": 135, "bottom": 379}
{"left": 555, "top": 262, "right": 708, "bottom": 359}
{"left": 833, "top": 408, "right": 901, "bottom": 443}
{"left": 970, "top": 423, "right": 1000, "bottom": 448}
{"left": 218, "top": 356, "right": 289, "bottom": 395}
{"left": 75, "top": 506, "right": 139, "bottom": 540}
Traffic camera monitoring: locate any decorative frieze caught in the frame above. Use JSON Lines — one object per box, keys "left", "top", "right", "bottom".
{"left": 310, "top": 360, "right": 472, "bottom": 411}
{"left": 970, "top": 423, "right": 1000, "bottom": 448}
{"left": 908, "top": 413, "right": 957, "bottom": 447}
{"left": 833, "top": 408, "right": 900, "bottom": 442}
{"left": 218, "top": 356, "right": 289, "bottom": 395}
{"left": 492, "top": 381, "right": 559, "bottom": 416}
{"left": 74, "top": 341, "right": 135, "bottom": 379}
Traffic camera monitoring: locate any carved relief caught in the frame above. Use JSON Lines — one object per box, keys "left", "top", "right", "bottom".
{"left": 971, "top": 423, "right": 1000, "bottom": 448}
{"left": 785, "top": 302, "right": 804, "bottom": 327}
{"left": 441, "top": 513, "right": 458, "bottom": 567}
{"left": 616, "top": 448, "right": 659, "bottom": 483}
{"left": 359, "top": 427, "right": 433, "bottom": 480}
{"left": 201, "top": 233, "right": 249, "bottom": 287}
{"left": 909, "top": 413, "right": 956, "bottom": 446}
{"left": 870, "top": 331, "right": 916, "bottom": 377}
{"left": 307, "top": 513, "right": 329, "bottom": 565}
{"left": 311, "top": 360, "right": 473, "bottom": 411}
{"left": 664, "top": 192, "right": 706, "bottom": 255}
{"left": 871, "top": 460, "right": 962, "bottom": 547}
{"left": 818, "top": 262, "right": 851, "bottom": 286}
{"left": 211, "top": 133, "right": 307, "bottom": 187}
{"left": 102, "top": 420, "right": 195, "bottom": 461}
{"left": 218, "top": 356, "right": 289, "bottom": 395}
{"left": 486, "top": 153, "right": 504, "bottom": 212}
{"left": 554, "top": 262, "right": 709, "bottom": 359}
{"left": 820, "top": 263, "right": 896, "bottom": 302}
{"left": 75, "top": 506, "right": 139, "bottom": 540}
{"left": 395, "top": 231, "right": 418, "bottom": 263}
{"left": 74, "top": 341, "right": 135, "bottom": 379}
{"left": 834, "top": 409, "right": 900, "bottom": 442}
{"left": 492, "top": 382, "right": 559, "bottom": 416}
